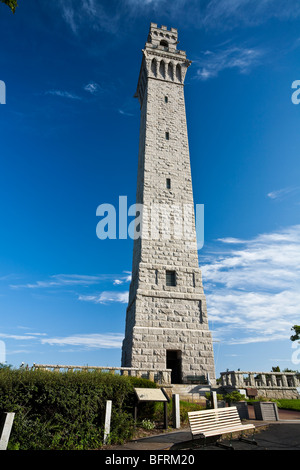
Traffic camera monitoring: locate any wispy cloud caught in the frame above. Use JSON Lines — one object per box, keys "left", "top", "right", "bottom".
{"left": 10, "top": 274, "right": 106, "bottom": 289}
{"left": 1, "top": 330, "right": 124, "bottom": 350}
{"left": 202, "top": 0, "right": 300, "bottom": 29}
{"left": 57, "top": 0, "right": 300, "bottom": 35}
{"left": 58, "top": 0, "right": 121, "bottom": 35}
{"left": 267, "top": 186, "right": 300, "bottom": 201}
{"left": 118, "top": 109, "right": 134, "bottom": 117}
{"left": 84, "top": 82, "right": 102, "bottom": 95}
{"left": 41, "top": 333, "right": 124, "bottom": 349}
{"left": 45, "top": 90, "right": 82, "bottom": 100}
{"left": 0, "top": 333, "right": 39, "bottom": 341}
{"left": 201, "top": 225, "right": 300, "bottom": 345}
{"left": 194, "top": 44, "right": 265, "bottom": 80}
{"left": 79, "top": 291, "right": 129, "bottom": 304}
{"left": 113, "top": 272, "right": 132, "bottom": 285}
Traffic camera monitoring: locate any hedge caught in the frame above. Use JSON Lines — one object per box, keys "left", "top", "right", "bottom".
{"left": 0, "top": 366, "right": 157, "bottom": 450}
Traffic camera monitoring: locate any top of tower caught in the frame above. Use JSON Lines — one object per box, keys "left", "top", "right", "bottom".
{"left": 146, "top": 23, "right": 179, "bottom": 53}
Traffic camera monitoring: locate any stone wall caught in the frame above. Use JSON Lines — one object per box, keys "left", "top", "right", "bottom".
{"left": 220, "top": 370, "right": 300, "bottom": 400}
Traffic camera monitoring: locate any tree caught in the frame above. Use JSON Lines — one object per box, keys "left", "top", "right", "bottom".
{"left": 1, "top": 0, "right": 18, "bottom": 13}
{"left": 290, "top": 325, "right": 300, "bottom": 342}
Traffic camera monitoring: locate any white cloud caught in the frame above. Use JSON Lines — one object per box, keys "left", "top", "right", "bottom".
{"left": 267, "top": 186, "right": 300, "bottom": 201}
{"left": 119, "top": 109, "right": 134, "bottom": 117}
{"left": 84, "top": 82, "right": 102, "bottom": 95}
{"left": 201, "top": 225, "right": 300, "bottom": 345}
{"left": 57, "top": 0, "right": 300, "bottom": 36}
{"left": 202, "top": 0, "right": 300, "bottom": 29}
{"left": 79, "top": 291, "right": 129, "bottom": 304}
{"left": 58, "top": 0, "right": 121, "bottom": 34}
{"left": 41, "top": 333, "right": 124, "bottom": 349}
{"left": 0, "top": 329, "right": 124, "bottom": 351}
{"left": 45, "top": 90, "right": 82, "bottom": 100}
{"left": 113, "top": 272, "right": 132, "bottom": 285}
{"left": 10, "top": 274, "right": 106, "bottom": 289}
{"left": 194, "top": 45, "right": 265, "bottom": 80}
{"left": 0, "top": 333, "right": 38, "bottom": 341}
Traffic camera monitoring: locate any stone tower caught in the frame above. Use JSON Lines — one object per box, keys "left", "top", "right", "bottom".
{"left": 121, "top": 23, "right": 216, "bottom": 385}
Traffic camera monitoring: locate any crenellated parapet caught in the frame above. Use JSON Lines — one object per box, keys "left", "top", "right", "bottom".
{"left": 135, "top": 23, "right": 192, "bottom": 107}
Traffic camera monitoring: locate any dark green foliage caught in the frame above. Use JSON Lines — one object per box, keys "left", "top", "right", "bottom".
{"left": 291, "top": 325, "right": 300, "bottom": 342}
{"left": 224, "top": 390, "right": 245, "bottom": 404}
{"left": 0, "top": 368, "right": 156, "bottom": 450}
{"left": 1, "top": 0, "right": 18, "bottom": 13}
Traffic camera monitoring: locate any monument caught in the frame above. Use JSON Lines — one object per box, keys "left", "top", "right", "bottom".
{"left": 121, "top": 23, "right": 216, "bottom": 385}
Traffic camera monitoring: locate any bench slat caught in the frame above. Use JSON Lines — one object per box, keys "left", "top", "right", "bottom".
{"left": 189, "top": 407, "right": 239, "bottom": 417}
{"left": 191, "top": 423, "right": 255, "bottom": 433}
{"left": 188, "top": 406, "right": 255, "bottom": 441}
{"left": 195, "top": 425, "right": 255, "bottom": 438}
{"left": 190, "top": 420, "right": 242, "bottom": 432}
{"left": 189, "top": 413, "right": 240, "bottom": 422}
{"left": 189, "top": 415, "right": 241, "bottom": 425}
{"left": 190, "top": 420, "right": 242, "bottom": 430}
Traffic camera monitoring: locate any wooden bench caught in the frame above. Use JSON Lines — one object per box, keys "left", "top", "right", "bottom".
{"left": 188, "top": 406, "right": 256, "bottom": 449}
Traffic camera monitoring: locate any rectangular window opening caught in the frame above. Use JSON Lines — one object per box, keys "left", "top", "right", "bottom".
{"left": 165, "top": 131, "right": 169, "bottom": 140}
{"left": 165, "top": 96, "right": 168, "bottom": 103}
{"left": 166, "top": 178, "right": 171, "bottom": 189}
{"left": 166, "top": 270, "right": 176, "bottom": 287}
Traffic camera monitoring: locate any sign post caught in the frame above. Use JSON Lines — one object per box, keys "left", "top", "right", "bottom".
{"left": 103, "top": 401, "right": 112, "bottom": 445}
{"left": 172, "top": 394, "right": 180, "bottom": 429}
{"left": 134, "top": 388, "right": 170, "bottom": 430}
{"left": 0, "top": 413, "right": 15, "bottom": 450}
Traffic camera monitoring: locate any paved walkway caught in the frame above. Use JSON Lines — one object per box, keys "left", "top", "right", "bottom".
{"left": 111, "top": 407, "right": 300, "bottom": 451}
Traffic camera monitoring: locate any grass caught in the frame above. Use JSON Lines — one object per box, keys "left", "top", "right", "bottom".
{"left": 150, "top": 398, "right": 206, "bottom": 427}
{"left": 248, "top": 398, "right": 300, "bottom": 412}
{"left": 276, "top": 399, "right": 300, "bottom": 411}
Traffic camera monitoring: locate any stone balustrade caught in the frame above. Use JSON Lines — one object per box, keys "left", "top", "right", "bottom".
{"left": 220, "top": 370, "right": 300, "bottom": 399}
{"left": 33, "top": 364, "right": 172, "bottom": 385}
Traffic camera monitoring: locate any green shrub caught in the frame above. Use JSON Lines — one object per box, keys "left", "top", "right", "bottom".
{"left": 152, "top": 398, "right": 205, "bottom": 425}
{"left": 141, "top": 419, "right": 155, "bottom": 430}
{"left": 0, "top": 367, "right": 156, "bottom": 450}
{"left": 225, "top": 391, "right": 246, "bottom": 403}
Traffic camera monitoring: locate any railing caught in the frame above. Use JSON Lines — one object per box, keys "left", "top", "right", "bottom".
{"left": 220, "top": 370, "right": 300, "bottom": 389}
{"left": 33, "top": 364, "right": 172, "bottom": 385}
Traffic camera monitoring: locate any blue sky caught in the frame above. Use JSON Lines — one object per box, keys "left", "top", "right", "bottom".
{"left": 0, "top": 0, "right": 300, "bottom": 377}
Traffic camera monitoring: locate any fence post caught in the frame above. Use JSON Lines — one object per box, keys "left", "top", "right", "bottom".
{"left": 103, "top": 401, "right": 112, "bottom": 445}
{"left": 211, "top": 391, "right": 218, "bottom": 409}
{"left": 172, "top": 394, "right": 180, "bottom": 429}
{"left": 0, "top": 413, "right": 15, "bottom": 450}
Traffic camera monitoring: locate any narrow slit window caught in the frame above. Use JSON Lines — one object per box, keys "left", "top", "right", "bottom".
{"left": 165, "top": 96, "right": 168, "bottom": 103}
{"left": 199, "top": 300, "right": 203, "bottom": 323}
{"left": 166, "top": 270, "right": 176, "bottom": 287}
{"left": 165, "top": 131, "right": 169, "bottom": 140}
{"left": 166, "top": 178, "right": 171, "bottom": 189}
